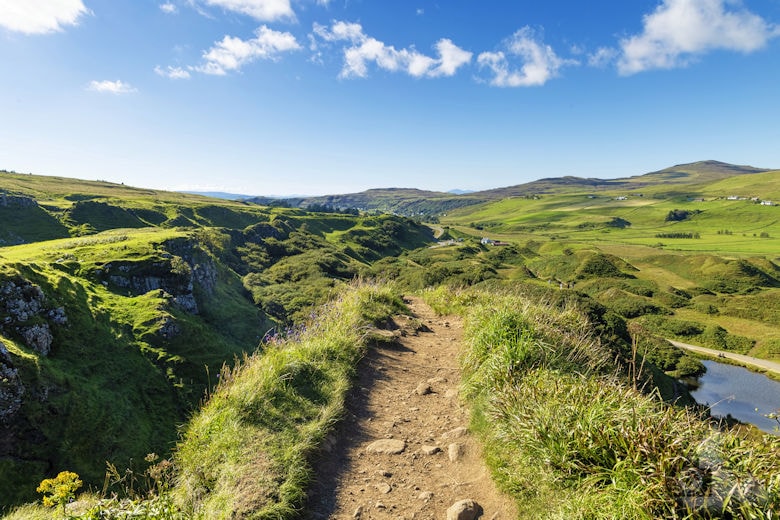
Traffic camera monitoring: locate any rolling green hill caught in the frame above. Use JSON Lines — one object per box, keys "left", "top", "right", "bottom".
{"left": 245, "top": 161, "right": 775, "bottom": 220}
{"left": 0, "top": 171, "right": 434, "bottom": 508}
{"left": 247, "top": 187, "right": 488, "bottom": 219}
{"left": 3, "top": 162, "right": 780, "bottom": 517}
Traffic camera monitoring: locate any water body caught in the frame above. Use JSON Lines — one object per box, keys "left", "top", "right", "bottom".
{"left": 689, "top": 360, "right": 780, "bottom": 434}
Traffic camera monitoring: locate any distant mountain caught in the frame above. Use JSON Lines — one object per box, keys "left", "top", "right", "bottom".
{"left": 181, "top": 191, "right": 255, "bottom": 200}
{"left": 448, "top": 189, "right": 474, "bottom": 195}
{"left": 182, "top": 191, "right": 315, "bottom": 200}
{"left": 469, "top": 160, "right": 773, "bottom": 199}
{"left": 244, "top": 161, "right": 773, "bottom": 217}
{"left": 245, "top": 188, "right": 489, "bottom": 217}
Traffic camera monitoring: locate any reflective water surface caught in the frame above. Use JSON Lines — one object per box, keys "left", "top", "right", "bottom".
{"left": 688, "top": 360, "right": 780, "bottom": 434}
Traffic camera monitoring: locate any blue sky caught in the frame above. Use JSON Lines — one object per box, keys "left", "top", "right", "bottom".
{"left": 1, "top": 0, "right": 780, "bottom": 196}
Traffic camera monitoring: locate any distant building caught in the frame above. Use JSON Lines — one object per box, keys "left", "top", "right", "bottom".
{"left": 481, "top": 237, "right": 508, "bottom": 246}
{"left": 761, "top": 200, "right": 774, "bottom": 206}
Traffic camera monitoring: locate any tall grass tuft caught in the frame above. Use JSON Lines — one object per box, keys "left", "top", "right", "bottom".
{"left": 426, "top": 285, "right": 780, "bottom": 519}
{"left": 172, "top": 281, "right": 403, "bottom": 519}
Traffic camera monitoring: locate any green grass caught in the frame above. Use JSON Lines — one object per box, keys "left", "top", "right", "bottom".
{"left": 0, "top": 227, "right": 272, "bottom": 509}
{"left": 172, "top": 281, "right": 403, "bottom": 519}
{"left": 425, "top": 285, "right": 780, "bottom": 519}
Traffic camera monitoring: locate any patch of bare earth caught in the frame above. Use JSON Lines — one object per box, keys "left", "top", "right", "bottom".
{"left": 307, "top": 297, "right": 517, "bottom": 519}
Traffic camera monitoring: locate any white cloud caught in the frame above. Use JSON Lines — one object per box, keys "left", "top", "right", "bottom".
{"left": 202, "top": 0, "right": 293, "bottom": 21}
{"left": 87, "top": 80, "right": 138, "bottom": 95}
{"left": 155, "top": 65, "right": 191, "bottom": 79}
{"left": 618, "top": 0, "right": 778, "bottom": 74}
{"left": 160, "top": 3, "right": 178, "bottom": 14}
{"left": 477, "top": 27, "right": 577, "bottom": 87}
{"left": 588, "top": 47, "right": 617, "bottom": 68}
{"left": 0, "top": 0, "right": 89, "bottom": 34}
{"left": 196, "top": 25, "right": 300, "bottom": 75}
{"left": 312, "top": 21, "right": 472, "bottom": 79}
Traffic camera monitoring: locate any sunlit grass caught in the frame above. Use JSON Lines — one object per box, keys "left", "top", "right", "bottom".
{"left": 425, "top": 285, "right": 780, "bottom": 519}
{"left": 172, "top": 281, "right": 403, "bottom": 519}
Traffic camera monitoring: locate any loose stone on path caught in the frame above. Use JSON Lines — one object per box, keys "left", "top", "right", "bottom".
{"left": 415, "top": 382, "right": 433, "bottom": 395}
{"left": 447, "top": 499, "right": 483, "bottom": 520}
{"left": 366, "top": 438, "right": 406, "bottom": 454}
{"left": 442, "top": 426, "right": 468, "bottom": 439}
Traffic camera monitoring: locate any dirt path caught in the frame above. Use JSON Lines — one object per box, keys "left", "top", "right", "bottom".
{"left": 306, "top": 297, "right": 516, "bottom": 519}
{"left": 669, "top": 340, "right": 780, "bottom": 376}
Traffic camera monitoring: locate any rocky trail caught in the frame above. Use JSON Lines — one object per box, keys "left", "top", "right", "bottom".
{"left": 306, "top": 297, "right": 516, "bottom": 520}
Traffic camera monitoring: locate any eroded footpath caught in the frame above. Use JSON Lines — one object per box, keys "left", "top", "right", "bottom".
{"left": 306, "top": 297, "right": 517, "bottom": 519}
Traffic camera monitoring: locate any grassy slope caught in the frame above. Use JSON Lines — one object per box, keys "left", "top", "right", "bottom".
{"left": 0, "top": 228, "right": 268, "bottom": 508}
{"left": 173, "top": 282, "right": 403, "bottom": 519}
{"left": 424, "top": 285, "right": 780, "bottom": 519}
{"left": 0, "top": 173, "right": 435, "bottom": 510}
{"left": 439, "top": 168, "right": 780, "bottom": 362}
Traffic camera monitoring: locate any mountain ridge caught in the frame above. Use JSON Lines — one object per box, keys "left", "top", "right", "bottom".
{"left": 241, "top": 160, "right": 774, "bottom": 217}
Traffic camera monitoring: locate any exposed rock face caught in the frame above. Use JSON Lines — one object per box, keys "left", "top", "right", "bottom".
{"left": 0, "top": 342, "right": 24, "bottom": 422}
{"left": 98, "top": 239, "right": 219, "bottom": 315}
{"left": 0, "top": 279, "right": 66, "bottom": 356}
{"left": 19, "top": 324, "right": 53, "bottom": 356}
{"left": 1, "top": 280, "right": 45, "bottom": 322}
{"left": 0, "top": 192, "right": 37, "bottom": 208}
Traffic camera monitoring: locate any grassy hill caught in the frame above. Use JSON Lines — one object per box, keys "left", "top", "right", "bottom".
{"left": 3, "top": 162, "right": 780, "bottom": 517}
{"left": 434, "top": 163, "right": 780, "bottom": 363}
{"left": 247, "top": 187, "right": 488, "bottom": 219}
{"left": 0, "top": 171, "right": 434, "bottom": 509}
{"left": 244, "top": 161, "right": 775, "bottom": 220}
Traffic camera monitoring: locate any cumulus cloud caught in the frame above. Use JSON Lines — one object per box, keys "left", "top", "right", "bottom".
{"left": 154, "top": 65, "right": 191, "bottom": 79}
{"left": 196, "top": 25, "right": 300, "bottom": 75}
{"left": 160, "top": 2, "right": 177, "bottom": 14}
{"left": 311, "top": 21, "right": 472, "bottom": 79}
{"left": 0, "top": 0, "right": 89, "bottom": 34}
{"left": 202, "top": 0, "right": 294, "bottom": 21}
{"left": 87, "top": 80, "right": 138, "bottom": 95}
{"left": 618, "top": 0, "right": 778, "bottom": 74}
{"left": 477, "top": 27, "right": 578, "bottom": 87}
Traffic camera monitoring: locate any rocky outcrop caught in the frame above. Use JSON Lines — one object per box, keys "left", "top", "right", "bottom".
{"left": 96, "top": 240, "right": 218, "bottom": 316}
{"left": 0, "top": 279, "right": 66, "bottom": 356}
{"left": 0, "top": 192, "right": 37, "bottom": 208}
{"left": 0, "top": 342, "right": 24, "bottom": 422}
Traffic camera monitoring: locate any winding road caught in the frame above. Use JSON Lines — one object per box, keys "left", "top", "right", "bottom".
{"left": 668, "top": 340, "right": 780, "bottom": 376}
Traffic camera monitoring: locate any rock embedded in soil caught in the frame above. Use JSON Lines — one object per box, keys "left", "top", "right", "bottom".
{"left": 448, "top": 442, "right": 464, "bottom": 462}
{"left": 375, "top": 482, "right": 392, "bottom": 494}
{"left": 442, "top": 426, "right": 468, "bottom": 439}
{"left": 421, "top": 445, "right": 441, "bottom": 455}
{"left": 447, "top": 499, "right": 483, "bottom": 520}
{"left": 415, "top": 382, "right": 433, "bottom": 395}
{"left": 366, "top": 438, "right": 407, "bottom": 454}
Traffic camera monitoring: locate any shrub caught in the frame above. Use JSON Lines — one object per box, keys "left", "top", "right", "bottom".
{"left": 36, "top": 471, "right": 83, "bottom": 516}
